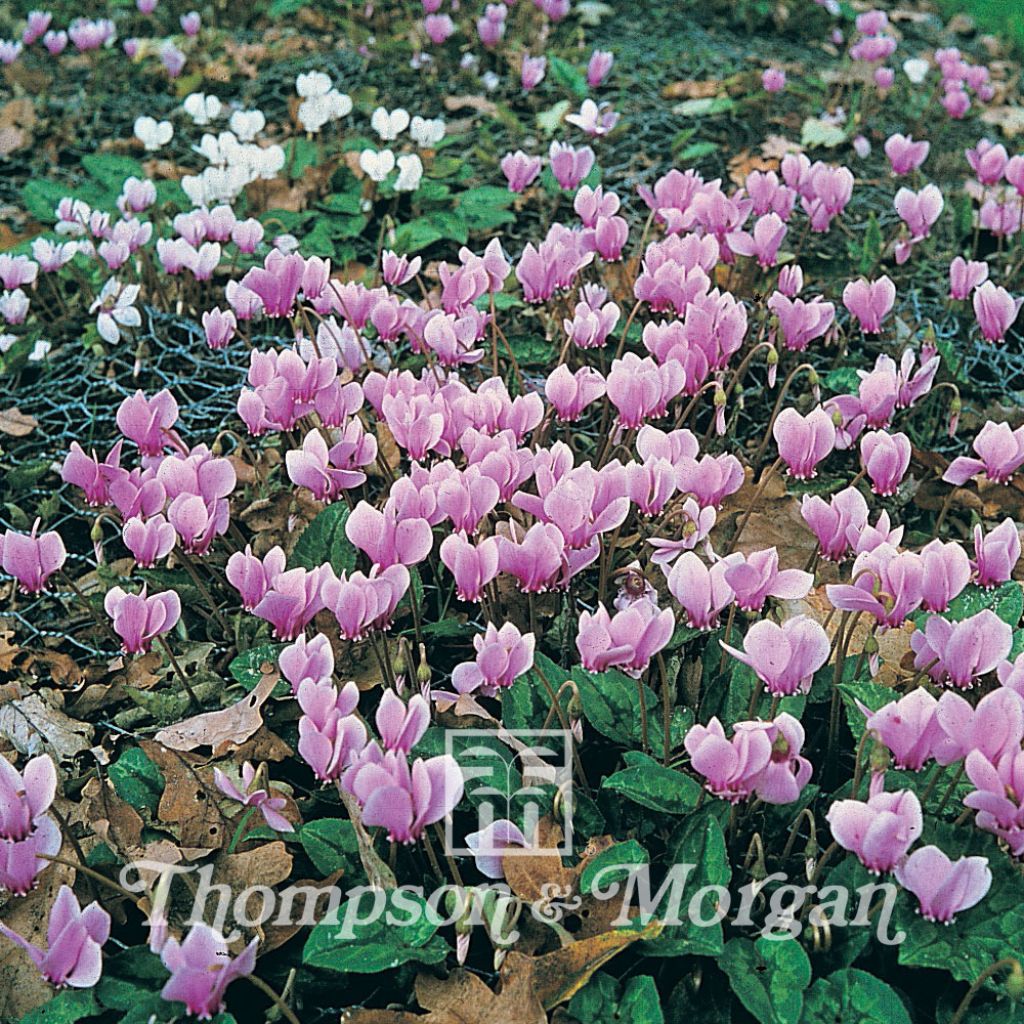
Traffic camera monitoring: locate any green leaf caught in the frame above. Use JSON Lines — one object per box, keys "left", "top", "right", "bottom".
{"left": 569, "top": 972, "right": 665, "bottom": 1024}
{"left": 644, "top": 807, "right": 730, "bottom": 958}
{"left": 82, "top": 153, "right": 145, "bottom": 192}
{"left": 228, "top": 643, "right": 289, "bottom": 695}
{"left": 109, "top": 747, "right": 165, "bottom": 815}
{"left": 18, "top": 990, "right": 99, "bottom": 1024}
{"left": 299, "top": 819, "right": 360, "bottom": 876}
{"left": 571, "top": 661, "right": 691, "bottom": 758}
{"left": 268, "top": 0, "right": 308, "bottom": 17}
{"left": 549, "top": 56, "right": 589, "bottom": 100}
{"left": 800, "top": 968, "right": 910, "bottom": 1024}
{"left": 21, "top": 179, "right": 75, "bottom": 223}
{"left": 801, "top": 117, "right": 847, "bottom": 148}
{"left": 824, "top": 367, "right": 861, "bottom": 394}
{"left": 860, "top": 213, "right": 882, "bottom": 275}
{"left": 915, "top": 581, "right": 1023, "bottom": 629}
{"left": 456, "top": 185, "right": 516, "bottom": 231}
{"left": 303, "top": 891, "right": 448, "bottom": 972}
{"left": 602, "top": 752, "right": 701, "bottom": 814}
{"left": 721, "top": 937, "right": 812, "bottom": 1024}
{"left": 580, "top": 840, "right": 650, "bottom": 895}
{"left": 291, "top": 503, "right": 358, "bottom": 576}
{"left": 895, "top": 827, "right": 1023, "bottom": 985}
{"left": 678, "top": 140, "right": 719, "bottom": 161}
{"left": 838, "top": 680, "right": 898, "bottom": 741}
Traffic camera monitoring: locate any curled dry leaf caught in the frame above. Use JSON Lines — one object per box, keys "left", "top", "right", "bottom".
{"left": 154, "top": 670, "right": 278, "bottom": 754}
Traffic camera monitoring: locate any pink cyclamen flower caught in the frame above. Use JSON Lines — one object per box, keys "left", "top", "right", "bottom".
{"left": 884, "top": 133, "right": 929, "bottom": 175}
{"left": 861, "top": 688, "right": 941, "bottom": 772}
{"left": 545, "top": 364, "right": 606, "bottom": 422}
{"left": 773, "top": 406, "right": 836, "bottom": 479}
{"left": 860, "top": 429, "right": 911, "bottom": 495}
{"left": 497, "top": 521, "right": 564, "bottom": 593}
{"left": 685, "top": 714, "right": 811, "bottom": 805}
{"left": 949, "top": 256, "right": 988, "bottom": 300}
{"left": 104, "top": 586, "right": 181, "bottom": 654}
{"left": 549, "top": 141, "right": 595, "bottom": 191}
{"left": 122, "top": 515, "right": 176, "bottom": 568}
{"left": 966, "top": 139, "right": 1008, "bottom": 185}
{"left": 720, "top": 614, "right": 829, "bottom": 696}
{"left": 576, "top": 601, "right": 674, "bottom": 677}
{"left": 297, "top": 679, "right": 365, "bottom": 782}
{"left": 180, "top": 11, "right": 200, "bottom": 35}
{"left": 896, "top": 847, "right": 991, "bottom": 922}
{"left": 827, "top": 779, "right": 922, "bottom": 874}
{"left": 202, "top": 308, "right": 236, "bottom": 350}
{"left": 501, "top": 151, "right": 542, "bottom": 193}
{"left": 586, "top": 49, "right": 613, "bottom": 87}
{"left": 346, "top": 500, "right": 433, "bottom": 569}
{"left": 251, "top": 566, "right": 325, "bottom": 640}
{"left": 521, "top": 55, "right": 546, "bottom": 90}
{"left": 376, "top": 691, "right": 430, "bottom": 755}
{"left": 226, "top": 545, "right": 285, "bottom": 612}
{"left": 800, "top": 486, "right": 868, "bottom": 562}
{"left": 424, "top": 13, "right": 455, "bottom": 43}
{"left": 116, "top": 389, "right": 179, "bottom": 456}
{"left": 0, "top": 754, "right": 55, "bottom": 842}
{"left": 665, "top": 551, "right": 734, "bottom": 630}
{"left": 382, "top": 250, "right": 422, "bottom": 286}
{"left": 0, "top": 885, "right": 110, "bottom": 988}
{"left": 919, "top": 539, "right": 971, "bottom": 613}
{"left": 279, "top": 632, "right": 334, "bottom": 692}
{"left": 722, "top": 547, "right": 812, "bottom": 612}
{"left": 451, "top": 622, "right": 534, "bottom": 696}
{"left": 0, "top": 520, "right": 66, "bottom": 594}
{"left": 161, "top": 924, "right": 258, "bottom": 1020}
{"left": 727, "top": 212, "right": 787, "bottom": 269}
{"left": 0, "top": 815, "right": 61, "bottom": 895}
{"left": 973, "top": 280, "right": 1022, "bottom": 343}
{"left": 767, "top": 293, "right": 835, "bottom": 352}
{"left": 241, "top": 250, "right": 305, "bottom": 318}
{"left": 826, "top": 543, "right": 925, "bottom": 629}
{"left": 762, "top": 68, "right": 786, "bottom": 92}
{"left": 214, "top": 762, "right": 293, "bottom": 832}
{"left": 321, "top": 565, "right": 409, "bottom": 640}
{"left": 910, "top": 609, "right": 1012, "bottom": 689}
{"left": 439, "top": 533, "right": 499, "bottom": 603}
{"left": 843, "top": 276, "right": 896, "bottom": 333}
{"left": 945, "top": 420, "right": 1024, "bottom": 486}
{"left": 933, "top": 687, "right": 1024, "bottom": 767}
{"left": 974, "top": 518, "right": 1021, "bottom": 588}
{"left": 894, "top": 184, "right": 943, "bottom": 241}
{"left": 344, "top": 749, "right": 464, "bottom": 843}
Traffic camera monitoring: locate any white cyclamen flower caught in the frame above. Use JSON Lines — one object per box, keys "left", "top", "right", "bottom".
{"left": 133, "top": 116, "right": 173, "bottom": 150}
{"left": 182, "top": 92, "right": 222, "bottom": 125}
{"left": 370, "top": 107, "right": 410, "bottom": 141}
{"left": 91, "top": 279, "right": 141, "bottom": 344}
{"left": 394, "top": 154, "right": 424, "bottom": 192}
{"left": 229, "top": 109, "right": 266, "bottom": 142}
{"left": 296, "top": 71, "right": 332, "bottom": 97}
{"left": 410, "top": 115, "right": 445, "bottom": 147}
{"left": 359, "top": 148, "right": 396, "bottom": 182}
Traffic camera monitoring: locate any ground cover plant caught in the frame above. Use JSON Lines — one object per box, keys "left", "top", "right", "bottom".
{"left": 2, "top": 0, "right": 1024, "bottom": 1021}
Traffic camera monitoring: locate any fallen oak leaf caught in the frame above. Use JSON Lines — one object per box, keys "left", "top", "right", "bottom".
{"left": 525, "top": 919, "right": 664, "bottom": 1009}
{"left": 154, "top": 671, "right": 278, "bottom": 754}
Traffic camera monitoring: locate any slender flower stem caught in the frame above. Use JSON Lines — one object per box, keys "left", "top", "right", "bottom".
{"left": 949, "top": 958, "right": 1021, "bottom": 1024}
{"left": 157, "top": 635, "right": 202, "bottom": 710}
{"left": 245, "top": 975, "right": 302, "bottom": 1024}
